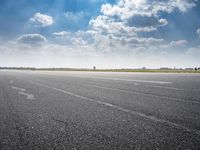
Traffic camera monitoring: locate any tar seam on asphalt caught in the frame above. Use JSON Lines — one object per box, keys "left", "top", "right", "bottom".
{"left": 27, "top": 80, "right": 200, "bottom": 136}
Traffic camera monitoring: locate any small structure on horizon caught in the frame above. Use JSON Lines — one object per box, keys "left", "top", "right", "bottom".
{"left": 185, "top": 68, "right": 194, "bottom": 70}
{"left": 93, "top": 66, "right": 96, "bottom": 70}
{"left": 160, "top": 67, "right": 171, "bottom": 70}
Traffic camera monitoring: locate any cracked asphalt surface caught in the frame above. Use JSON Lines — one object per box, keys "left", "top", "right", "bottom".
{"left": 0, "top": 70, "right": 200, "bottom": 150}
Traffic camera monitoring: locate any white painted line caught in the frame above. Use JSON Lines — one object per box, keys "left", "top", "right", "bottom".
{"left": 12, "top": 86, "right": 34, "bottom": 100}
{"left": 86, "top": 77, "right": 172, "bottom": 84}
{"left": 92, "top": 78, "right": 200, "bottom": 91}
{"left": 31, "top": 81, "right": 200, "bottom": 136}
{"left": 141, "top": 84, "right": 200, "bottom": 92}
{"left": 142, "top": 84, "right": 185, "bottom": 91}
{"left": 12, "top": 86, "right": 26, "bottom": 92}
{"left": 86, "top": 84, "right": 200, "bottom": 105}
{"left": 18, "top": 92, "right": 34, "bottom": 100}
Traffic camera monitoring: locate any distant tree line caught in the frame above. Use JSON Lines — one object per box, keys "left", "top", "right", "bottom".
{"left": 0, "top": 67, "right": 36, "bottom": 70}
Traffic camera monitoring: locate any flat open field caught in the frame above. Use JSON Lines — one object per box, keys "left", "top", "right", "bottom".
{"left": 0, "top": 71, "right": 200, "bottom": 149}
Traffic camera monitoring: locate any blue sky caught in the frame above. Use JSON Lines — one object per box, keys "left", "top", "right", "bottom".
{"left": 0, "top": 0, "right": 116, "bottom": 37}
{"left": 0, "top": 0, "right": 200, "bottom": 68}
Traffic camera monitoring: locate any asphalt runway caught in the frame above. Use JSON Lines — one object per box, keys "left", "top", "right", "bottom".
{"left": 0, "top": 70, "right": 200, "bottom": 149}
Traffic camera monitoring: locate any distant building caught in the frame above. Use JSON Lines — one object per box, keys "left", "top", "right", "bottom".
{"left": 93, "top": 66, "right": 96, "bottom": 70}
{"left": 185, "top": 68, "right": 194, "bottom": 70}
{"left": 160, "top": 67, "right": 171, "bottom": 70}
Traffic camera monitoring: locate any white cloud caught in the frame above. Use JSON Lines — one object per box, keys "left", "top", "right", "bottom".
{"left": 85, "top": 0, "right": 198, "bottom": 51}
{"left": 101, "top": 0, "right": 197, "bottom": 19}
{"left": 99, "top": 0, "right": 196, "bottom": 32}
{"left": 173, "top": 0, "right": 197, "bottom": 12}
{"left": 160, "top": 40, "right": 188, "bottom": 49}
{"left": 0, "top": 35, "right": 198, "bottom": 68}
{"left": 170, "top": 40, "right": 188, "bottom": 46}
{"left": 52, "top": 0, "right": 194, "bottom": 54}
{"left": 158, "top": 18, "right": 168, "bottom": 26}
{"left": 49, "top": 0, "right": 196, "bottom": 55}
{"left": 30, "top": 12, "right": 53, "bottom": 27}
{"left": 187, "top": 46, "right": 200, "bottom": 54}
{"left": 2, "top": 0, "right": 198, "bottom": 68}
{"left": 72, "top": 37, "right": 88, "bottom": 45}
{"left": 53, "top": 31, "right": 70, "bottom": 37}
{"left": 89, "top": 15, "right": 138, "bottom": 36}
{"left": 197, "top": 28, "right": 200, "bottom": 36}
{"left": 17, "top": 34, "right": 47, "bottom": 45}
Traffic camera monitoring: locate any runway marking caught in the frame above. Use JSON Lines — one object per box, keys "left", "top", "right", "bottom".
{"left": 84, "top": 77, "right": 200, "bottom": 91}
{"left": 70, "top": 76, "right": 189, "bottom": 91}
{"left": 12, "top": 86, "right": 26, "bottom": 92}
{"left": 148, "top": 85, "right": 200, "bottom": 92}
{"left": 31, "top": 81, "right": 200, "bottom": 136}
{"left": 18, "top": 91, "right": 34, "bottom": 100}
{"left": 75, "top": 77, "right": 197, "bottom": 91}
{"left": 56, "top": 75, "right": 188, "bottom": 90}
{"left": 85, "top": 77, "right": 172, "bottom": 84}
{"left": 73, "top": 76, "right": 200, "bottom": 91}
{"left": 22, "top": 72, "right": 200, "bottom": 91}
{"left": 142, "top": 84, "right": 185, "bottom": 90}
{"left": 86, "top": 77, "right": 198, "bottom": 91}
{"left": 12, "top": 86, "right": 34, "bottom": 100}
{"left": 85, "top": 84, "right": 200, "bottom": 105}
{"left": 29, "top": 73, "right": 199, "bottom": 91}
{"left": 83, "top": 77, "right": 200, "bottom": 91}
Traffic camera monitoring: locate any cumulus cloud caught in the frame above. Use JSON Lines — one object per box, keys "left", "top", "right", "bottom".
{"left": 17, "top": 34, "right": 47, "bottom": 45}
{"left": 101, "top": 0, "right": 197, "bottom": 19}
{"left": 158, "top": 18, "right": 168, "bottom": 26}
{"left": 48, "top": 0, "right": 195, "bottom": 52}
{"left": 84, "top": 0, "right": 198, "bottom": 51}
{"left": 50, "top": 0, "right": 196, "bottom": 53}
{"left": 1, "top": 0, "right": 198, "bottom": 68}
{"left": 0, "top": 35, "right": 197, "bottom": 68}
{"left": 30, "top": 12, "right": 53, "bottom": 27}
{"left": 98, "top": 0, "right": 196, "bottom": 34}
{"left": 197, "top": 28, "right": 200, "bottom": 36}
{"left": 173, "top": 0, "right": 197, "bottom": 12}
{"left": 1, "top": 38, "right": 197, "bottom": 68}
